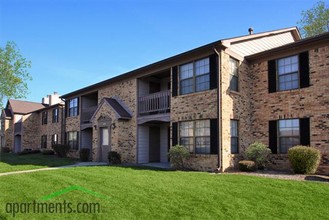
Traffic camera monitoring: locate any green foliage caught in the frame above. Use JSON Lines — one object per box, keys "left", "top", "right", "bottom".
{"left": 0, "top": 41, "right": 32, "bottom": 108}
{"left": 17, "top": 149, "right": 40, "bottom": 155}
{"left": 52, "top": 144, "right": 70, "bottom": 158}
{"left": 288, "top": 146, "right": 321, "bottom": 174}
{"left": 41, "top": 149, "right": 55, "bottom": 155}
{"left": 298, "top": 1, "right": 329, "bottom": 38}
{"left": 108, "top": 151, "right": 121, "bottom": 164}
{"left": 245, "top": 142, "right": 271, "bottom": 169}
{"left": 79, "top": 148, "right": 90, "bottom": 162}
{"left": 168, "top": 145, "right": 190, "bottom": 170}
{"left": 1, "top": 147, "right": 10, "bottom": 153}
{"left": 238, "top": 160, "right": 257, "bottom": 172}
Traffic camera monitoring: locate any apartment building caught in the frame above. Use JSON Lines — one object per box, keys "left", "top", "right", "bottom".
{"left": 1, "top": 27, "right": 328, "bottom": 173}
{"left": 0, "top": 92, "right": 64, "bottom": 152}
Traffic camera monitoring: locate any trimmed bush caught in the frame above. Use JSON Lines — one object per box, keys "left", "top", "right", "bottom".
{"left": 17, "top": 149, "right": 40, "bottom": 155}
{"left": 41, "top": 149, "right": 55, "bottom": 155}
{"left": 52, "top": 144, "right": 70, "bottom": 158}
{"left": 245, "top": 142, "right": 271, "bottom": 169}
{"left": 168, "top": 145, "right": 190, "bottom": 170}
{"left": 80, "top": 148, "right": 90, "bottom": 162}
{"left": 288, "top": 146, "right": 320, "bottom": 174}
{"left": 1, "top": 147, "right": 10, "bottom": 153}
{"left": 238, "top": 160, "right": 257, "bottom": 172}
{"left": 108, "top": 151, "right": 121, "bottom": 164}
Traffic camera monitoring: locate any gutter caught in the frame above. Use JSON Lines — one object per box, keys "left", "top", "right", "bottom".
{"left": 213, "top": 47, "right": 222, "bottom": 172}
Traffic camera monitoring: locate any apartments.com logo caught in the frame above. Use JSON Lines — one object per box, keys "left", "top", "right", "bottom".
{"left": 4, "top": 185, "right": 110, "bottom": 217}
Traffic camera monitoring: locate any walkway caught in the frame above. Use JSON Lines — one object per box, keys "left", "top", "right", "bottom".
{"left": 0, "top": 162, "right": 108, "bottom": 177}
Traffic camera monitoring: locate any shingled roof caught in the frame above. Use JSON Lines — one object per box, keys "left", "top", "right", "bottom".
{"left": 7, "top": 100, "right": 47, "bottom": 114}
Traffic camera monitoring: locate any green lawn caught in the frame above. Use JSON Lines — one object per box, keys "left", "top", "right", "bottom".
{"left": 0, "top": 167, "right": 328, "bottom": 219}
{"left": 0, "top": 153, "right": 76, "bottom": 173}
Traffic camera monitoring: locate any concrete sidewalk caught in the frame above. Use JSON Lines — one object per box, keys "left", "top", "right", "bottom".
{"left": 0, "top": 162, "right": 108, "bottom": 177}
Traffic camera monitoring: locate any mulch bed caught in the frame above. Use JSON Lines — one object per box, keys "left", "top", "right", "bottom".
{"left": 227, "top": 170, "right": 329, "bottom": 183}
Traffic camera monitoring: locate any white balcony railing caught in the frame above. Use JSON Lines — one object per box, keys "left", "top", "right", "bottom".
{"left": 138, "top": 90, "right": 170, "bottom": 115}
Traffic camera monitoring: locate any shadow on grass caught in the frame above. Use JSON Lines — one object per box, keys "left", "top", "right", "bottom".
{"left": 304, "top": 175, "right": 329, "bottom": 183}
{"left": 0, "top": 152, "right": 77, "bottom": 168}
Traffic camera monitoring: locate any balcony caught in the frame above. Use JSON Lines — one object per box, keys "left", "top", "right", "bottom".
{"left": 14, "top": 122, "right": 22, "bottom": 133}
{"left": 81, "top": 106, "right": 97, "bottom": 123}
{"left": 138, "top": 90, "right": 170, "bottom": 115}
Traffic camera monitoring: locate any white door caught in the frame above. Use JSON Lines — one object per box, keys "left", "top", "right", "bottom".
{"left": 99, "top": 127, "right": 110, "bottom": 162}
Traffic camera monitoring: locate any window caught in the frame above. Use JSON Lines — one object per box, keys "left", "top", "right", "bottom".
{"left": 179, "top": 120, "right": 210, "bottom": 154}
{"left": 41, "top": 135, "right": 47, "bottom": 149}
{"left": 179, "top": 58, "right": 210, "bottom": 95}
{"left": 268, "top": 52, "right": 309, "bottom": 93}
{"left": 277, "top": 55, "right": 299, "bottom": 91}
{"left": 278, "top": 119, "right": 300, "bottom": 153}
{"left": 42, "top": 111, "right": 47, "bottom": 125}
{"left": 229, "top": 58, "right": 239, "bottom": 92}
{"left": 52, "top": 108, "right": 59, "bottom": 123}
{"left": 52, "top": 134, "right": 58, "bottom": 146}
{"left": 67, "top": 131, "right": 78, "bottom": 150}
{"left": 68, "top": 98, "right": 78, "bottom": 117}
{"left": 230, "top": 120, "right": 239, "bottom": 154}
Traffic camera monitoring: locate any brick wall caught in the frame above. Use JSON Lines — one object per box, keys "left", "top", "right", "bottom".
{"left": 249, "top": 45, "right": 329, "bottom": 174}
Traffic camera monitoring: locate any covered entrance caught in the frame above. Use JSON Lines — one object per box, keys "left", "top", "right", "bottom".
{"left": 137, "top": 122, "right": 170, "bottom": 164}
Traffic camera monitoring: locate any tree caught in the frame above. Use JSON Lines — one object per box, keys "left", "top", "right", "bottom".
{"left": 298, "top": 1, "right": 329, "bottom": 38}
{"left": 0, "top": 41, "right": 32, "bottom": 108}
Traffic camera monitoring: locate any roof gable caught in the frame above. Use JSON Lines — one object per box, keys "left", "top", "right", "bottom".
{"left": 7, "top": 100, "right": 47, "bottom": 114}
{"left": 90, "top": 98, "right": 132, "bottom": 121}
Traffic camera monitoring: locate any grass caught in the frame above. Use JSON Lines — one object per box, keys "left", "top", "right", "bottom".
{"left": 0, "top": 153, "right": 76, "bottom": 173}
{"left": 0, "top": 166, "right": 328, "bottom": 219}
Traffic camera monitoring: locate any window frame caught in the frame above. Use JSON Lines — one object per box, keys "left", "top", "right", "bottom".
{"left": 41, "top": 135, "right": 47, "bottom": 149}
{"left": 52, "top": 134, "right": 58, "bottom": 146}
{"left": 179, "top": 57, "right": 210, "bottom": 95}
{"left": 229, "top": 57, "right": 239, "bottom": 92}
{"left": 52, "top": 108, "right": 59, "bottom": 123}
{"left": 230, "top": 120, "right": 239, "bottom": 154}
{"left": 68, "top": 98, "right": 78, "bottom": 117}
{"left": 179, "top": 119, "right": 211, "bottom": 154}
{"left": 278, "top": 119, "right": 300, "bottom": 154}
{"left": 67, "top": 131, "right": 79, "bottom": 150}
{"left": 276, "top": 55, "right": 300, "bottom": 91}
{"left": 41, "top": 111, "right": 48, "bottom": 125}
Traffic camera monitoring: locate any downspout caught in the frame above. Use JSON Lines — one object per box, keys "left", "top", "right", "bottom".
{"left": 213, "top": 47, "right": 222, "bottom": 172}
{"left": 60, "top": 98, "right": 66, "bottom": 145}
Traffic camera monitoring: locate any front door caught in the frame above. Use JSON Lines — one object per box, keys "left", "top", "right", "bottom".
{"left": 99, "top": 127, "right": 110, "bottom": 162}
{"left": 149, "top": 126, "right": 160, "bottom": 162}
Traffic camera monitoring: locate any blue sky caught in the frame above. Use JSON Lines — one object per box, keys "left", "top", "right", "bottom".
{"left": 0, "top": 0, "right": 317, "bottom": 104}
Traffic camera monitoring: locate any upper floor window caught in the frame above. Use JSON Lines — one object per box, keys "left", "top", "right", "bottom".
{"left": 68, "top": 98, "right": 78, "bottom": 117}
{"left": 229, "top": 58, "right": 239, "bottom": 92}
{"left": 230, "top": 120, "right": 239, "bottom": 154}
{"left": 278, "top": 119, "right": 300, "bottom": 153}
{"left": 179, "top": 120, "right": 210, "bottom": 154}
{"left": 179, "top": 58, "right": 210, "bottom": 95}
{"left": 42, "top": 111, "right": 47, "bottom": 125}
{"left": 52, "top": 108, "right": 59, "bottom": 123}
{"left": 268, "top": 51, "right": 309, "bottom": 93}
{"left": 277, "top": 55, "right": 299, "bottom": 91}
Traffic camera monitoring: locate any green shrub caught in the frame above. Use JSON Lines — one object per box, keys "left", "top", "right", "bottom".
{"left": 238, "top": 160, "right": 257, "bottom": 172}
{"left": 168, "top": 145, "right": 190, "bottom": 170}
{"left": 245, "top": 142, "right": 271, "bottom": 169}
{"left": 1, "top": 147, "right": 10, "bottom": 153}
{"left": 108, "top": 151, "right": 121, "bottom": 164}
{"left": 41, "top": 149, "right": 55, "bottom": 155}
{"left": 17, "top": 149, "right": 40, "bottom": 155}
{"left": 52, "top": 144, "right": 70, "bottom": 158}
{"left": 80, "top": 148, "right": 90, "bottom": 162}
{"left": 288, "top": 146, "right": 320, "bottom": 174}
